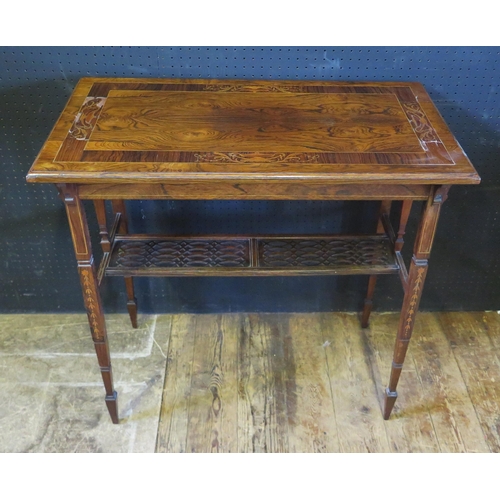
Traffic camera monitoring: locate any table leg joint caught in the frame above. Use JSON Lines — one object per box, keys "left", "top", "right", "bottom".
{"left": 383, "top": 388, "right": 398, "bottom": 420}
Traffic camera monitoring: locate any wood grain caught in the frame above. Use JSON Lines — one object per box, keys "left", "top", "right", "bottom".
{"left": 156, "top": 311, "right": 499, "bottom": 452}
{"left": 411, "top": 313, "right": 489, "bottom": 452}
{"left": 57, "top": 183, "right": 118, "bottom": 423}
{"left": 156, "top": 315, "right": 197, "bottom": 452}
{"left": 356, "top": 313, "right": 441, "bottom": 452}
{"left": 87, "top": 92, "right": 422, "bottom": 153}
{"left": 27, "top": 77, "right": 480, "bottom": 185}
{"left": 184, "top": 315, "right": 239, "bottom": 453}
{"left": 323, "top": 313, "right": 391, "bottom": 452}
{"left": 237, "top": 314, "right": 290, "bottom": 452}
{"left": 438, "top": 312, "right": 500, "bottom": 452}
{"left": 286, "top": 313, "right": 341, "bottom": 452}
{"left": 78, "top": 182, "right": 432, "bottom": 200}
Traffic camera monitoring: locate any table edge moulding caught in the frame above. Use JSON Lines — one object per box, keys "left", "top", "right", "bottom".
{"left": 26, "top": 77, "right": 480, "bottom": 424}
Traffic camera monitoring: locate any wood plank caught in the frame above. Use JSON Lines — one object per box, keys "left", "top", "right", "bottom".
{"left": 264, "top": 314, "right": 294, "bottom": 453}
{"left": 323, "top": 313, "right": 391, "bottom": 452}
{"left": 480, "top": 311, "right": 500, "bottom": 349}
{"left": 237, "top": 314, "right": 289, "bottom": 452}
{"left": 185, "top": 315, "right": 239, "bottom": 453}
{"left": 409, "top": 313, "right": 489, "bottom": 452}
{"left": 78, "top": 182, "right": 432, "bottom": 201}
{"left": 219, "top": 315, "right": 240, "bottom": 452}
{"left": 438, "top": 311, "right": 500, "bottom": 452}
{"left": 155, "top": 311, "right": 498, "bottom": 452}
{"left": 363, "top": 313, "right": 441, "bottom": 452}
{"left": 286, "top": 313, "right": 340, "bottom": 452}
{"left": 156, "top": 315, "right": 197, "bottom": 452}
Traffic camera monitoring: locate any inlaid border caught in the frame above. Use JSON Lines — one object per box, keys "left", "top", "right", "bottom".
{"left": 55, "top": 83, "right": 453, "bottom": 166}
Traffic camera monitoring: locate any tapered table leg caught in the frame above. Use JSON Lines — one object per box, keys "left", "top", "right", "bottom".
{"left": 395, "top": 200, "right": 413, "bottom": 252}
{"left": 93, "top": 199, "right": 111, "bottom": 253}
{"left": 383, "top": 185, "right": 450, "bottom": 420}
{"left": 112, "top": 200, "right": 138, "bottom": 329}
{"left": 58, "top": 184, "right": 119, "bottom": 424}
{"left": 361, "top": 200, "right": 392, "bottom": 328}
{"left": 361, "top": 275, "right": 378, "bottom": 328}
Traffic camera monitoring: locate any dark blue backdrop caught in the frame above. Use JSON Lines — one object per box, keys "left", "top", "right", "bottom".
{"left": 1, "top": 47, "right": 498, "bottom": 313}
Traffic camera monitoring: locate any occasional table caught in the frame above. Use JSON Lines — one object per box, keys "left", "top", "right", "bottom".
{"left": 26, "top": 78, "right": 480, "bottom": 423}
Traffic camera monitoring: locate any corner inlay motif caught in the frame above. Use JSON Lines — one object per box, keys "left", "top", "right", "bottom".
{"left": 401, "top": 102, "right": 441, "bottom": 144}
{"left": 69, "top": 97, "right": 106, "bottom": 140}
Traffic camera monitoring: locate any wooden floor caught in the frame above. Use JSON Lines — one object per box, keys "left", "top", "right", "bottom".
{"left": 156, "top": 311, "right": 500, "bottom": 452}
{"left": 1, "top": 311, "right": 499, "bottom": 452}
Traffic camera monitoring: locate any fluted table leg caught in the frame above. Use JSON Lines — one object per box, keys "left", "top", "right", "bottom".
{"left": 361, "top": 200, "right": 392, "bottom": 328}
{"left": 111, "top": 200, "right": 138, "bottom": 329}
{"left": 58, "top": 184, "right": 119, "bottom": 424}
{"left": 383, "top": 185, "right": 450, "bottom": 419}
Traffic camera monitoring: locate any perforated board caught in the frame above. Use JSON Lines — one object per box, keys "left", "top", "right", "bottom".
{"left": 1, "top": 47, "right": 498, "bottom": 313}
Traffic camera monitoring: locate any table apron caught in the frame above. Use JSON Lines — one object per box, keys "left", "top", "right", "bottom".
{"left": 77, "top": 182, "right": 432, "bottom": 200}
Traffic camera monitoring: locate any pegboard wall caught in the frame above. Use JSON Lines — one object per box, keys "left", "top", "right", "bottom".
{"left": 1, "top": 47, "right": 499, "bottom": 313}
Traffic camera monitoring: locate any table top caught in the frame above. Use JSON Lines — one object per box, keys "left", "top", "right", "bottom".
{"left": 27, "top": 78, "right": 480, "bottom": 185}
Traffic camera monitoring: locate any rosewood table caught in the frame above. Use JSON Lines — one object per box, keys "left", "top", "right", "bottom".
{"left": 26, "top": 78, "right": 480, "bottom": 423}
